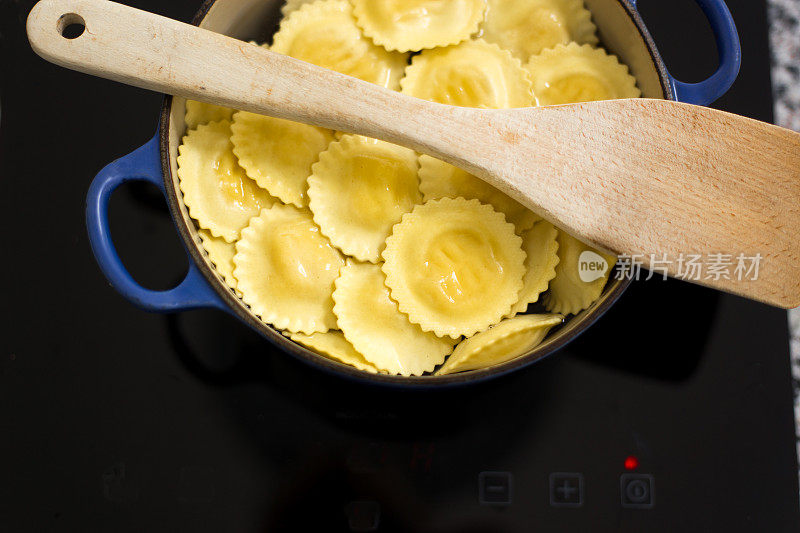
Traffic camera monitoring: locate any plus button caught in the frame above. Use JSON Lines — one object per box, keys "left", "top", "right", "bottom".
{"left": 549, "top": 473, "right": 584, "bottom": 507}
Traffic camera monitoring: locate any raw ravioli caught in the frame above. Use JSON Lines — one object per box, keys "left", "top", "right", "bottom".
{"left": 177, "top": 120, "right": 273, "bottom": 242}
{"left": 184, "top": 100, "right": 233, "bottom": 130}
{"left": 199, "top": 229, "right": 240, "bottom": 294}
{"left": 436, "top": 314, "right": 563, "bottom": 375}
{"left": 482, "top": 0, "right": 598, "bottom": 60}
{"left": 526, "top": 42, "right": 640, "bottom": 105}
{"left": 543, "top": 231, "right": 616, "bottom": 315}
{"left": 351, "top": 0, "right": 486, "bottom": 52}
{"left": 290, "top": 330, "right": 379, "bottom": 373}
{"left": 400, "top": 39, "right": 533, "bottom": 108}
{"left": 382, "top": 198, "right": 526, "bottom": 338}
{"left": 272, "top": 0, "right": 408, "bottom": 89}
{"left": 234, "top": 205, "right": 345, "bottom": 334}
{"left": 508, "top": 221, "right": 559, "bottom": 316}
{"left": 231, "top": 111, "right": 335, "bottom": 207}
{"left": 308, "top": 135, "right": 421, "bottom": 263}
{"left": 333, "top": 261, "right": 455, "bottom": 376}
{"left": 418, "top": 154, "right": 540, "bottom": 233}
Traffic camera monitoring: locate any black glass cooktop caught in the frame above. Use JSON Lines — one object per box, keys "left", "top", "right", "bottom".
{"left": 1, "top": 0, "right": 798, "bottom": 531}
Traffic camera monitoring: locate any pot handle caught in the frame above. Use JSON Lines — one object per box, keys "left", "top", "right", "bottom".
{"left": 633, "top": 0, "right": 741, "bottom": 106}
{"left": 86, "top": 134, "right": 227, "bottom": 313}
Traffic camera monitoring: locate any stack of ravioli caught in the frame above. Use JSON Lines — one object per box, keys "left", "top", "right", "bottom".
{"left": 176, "top": 0, "right": 640, "bottom": 376}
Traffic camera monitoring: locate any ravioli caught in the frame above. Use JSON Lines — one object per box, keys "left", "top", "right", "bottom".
{"left": 281, "top": 0, "right": 318, "bottom": 17}
{"left": 400, "top": 39, "right": 533, "bottom": 108}
{"left": 508, "top": 221, "right": 560, "bottom": 316}
{"left": 543, "top": 231, "right": 617, "bottom": 315}
{"left": 418, "top": 154, "right": 540, "bottom": 233}
{"left": 308, "top": 135, "right": 421, "bottom": 263}
{"left": 526, "top": 42, "right": 640, "bottom": 105}
{"left": 436, "top": 314, "right": 563, "bottom": 375}
{"left": 234, "top": 205, "right": 346, "bottom": 334}
{"left": 272, "top": 0, "right": 409, "bottom": 89}
{"left": 382, "top": 198, "right": 526, "bottom": 338}
{"left": 184, "top": 100, "right": 234, "bottom": 130}
{"left": 231, "top": 111, "right": 335, "bottom": 207}
{"left": 177, "top": 120, "right": 274, "bottom": 242}
{"left": 333, "top": 261, "right": 455, "bottom": 376}
{"left": 351, "top": 0, "right": 486, "bottom": 52}
{"left": 173, "top": 0, "right": 637, "bottom": 376}
{"left": 198, "top": 229, "right": 240, "bottom": 295}
{"left": 290, "top": 330, "right": 379, "bottom": 373}
{"left": 482, "top": 0, "right": 598, "bottom": 61}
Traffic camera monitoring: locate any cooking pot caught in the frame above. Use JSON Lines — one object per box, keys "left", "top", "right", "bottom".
{"left": 86, "top": 0, "right": 741, "bottom": 386}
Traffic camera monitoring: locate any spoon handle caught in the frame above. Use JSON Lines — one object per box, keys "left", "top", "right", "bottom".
{"left": 26, "top": 0, "right": 800, "bottom": 309}
{"left": 27, "top": 0, "right": 473, "bottom": 156}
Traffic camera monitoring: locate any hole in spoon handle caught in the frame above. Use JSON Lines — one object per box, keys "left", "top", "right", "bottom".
{"left": 57, "top": 13, "right": 85, "bottom": 39}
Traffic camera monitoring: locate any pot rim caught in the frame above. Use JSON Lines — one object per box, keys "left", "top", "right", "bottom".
{"left": 158, "top": 0, "right": 672, "bottom": 387}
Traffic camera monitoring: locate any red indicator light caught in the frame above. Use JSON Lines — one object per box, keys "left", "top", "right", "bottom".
{"left": 624, "top": 456, "right": 639, "bottom": 470}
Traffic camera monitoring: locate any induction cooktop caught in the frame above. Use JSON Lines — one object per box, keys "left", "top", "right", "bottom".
{"left": 1, "top": 0, "right": 798, "bottom": 531}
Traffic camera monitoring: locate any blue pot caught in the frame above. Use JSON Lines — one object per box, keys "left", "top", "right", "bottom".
{"left": 86, "top": 0, "right": 741, "bottom": 387}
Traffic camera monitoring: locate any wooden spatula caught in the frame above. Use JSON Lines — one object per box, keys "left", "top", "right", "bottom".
{"left": 27, "top": 0, "right": 800, "bottom": 308}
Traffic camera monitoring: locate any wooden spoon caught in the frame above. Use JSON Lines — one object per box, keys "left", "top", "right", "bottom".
{"left": 27, "top": 0, "right": 800, "bottom": 308}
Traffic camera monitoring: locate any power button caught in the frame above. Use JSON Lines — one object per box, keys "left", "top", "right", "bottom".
{"left": 620, "top": 474, "right": 654, "bottom": 509}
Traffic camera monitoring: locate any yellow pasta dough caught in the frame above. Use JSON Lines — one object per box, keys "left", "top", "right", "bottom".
{"left": 435, "top": 314, "right": 563, "bottom": 375}
{"left": 508, "top": 221, "right": 559, "bottom": 316}
{"left": 333, "top": 261, "right": 455, "bottom": 376}
{"left": 400, "top": 39, "right": 533, "bottom": 108}
{"left": 482, "top": 0, "right": 598, "bottom": 61}
{"left": 308, "top": 135, "right": 421, "bottom": 263}
{"left": 290, "top": 330, "right": 379, "bottom": 373}
{"left": 272, "top": 0, "right": 409, "bottom": 89}
{"left": 198, "top": 229, "right": 240, "bottom": 294}
{"left": 382, "top": 198, "right": 526, "bottom": 338}
{"left": 172, "top": 0, "right": 642, "bottom": 376}
{"left": 231, "top": 111, "right": 335, "bottom": 207}
{"left": 177, "top": 120, "right": 274, "bottom": 242}
{"left": 418, "top": 154, "right": 539, "bottom": 233}
{"left": 543, "top": 231, "right": 616, "bottom": 315}
{"left": 281, "top": 0, "right": 319, "bottom": 17}
{"left": 234, "top": 205, "right": 346, "bottom": 334}
{"left": 526, "top": 43, "right": 640, "bottom": 105}
{"left": 351, "top": 0, "right": 486, "bottom": 52}
{"left": 184, "top": 100, "right": 234, "bottom": 130}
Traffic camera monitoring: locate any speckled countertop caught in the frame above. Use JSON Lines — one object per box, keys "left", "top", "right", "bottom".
{"left": 766, "top": 0, "right": 800, "bottom": 494}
